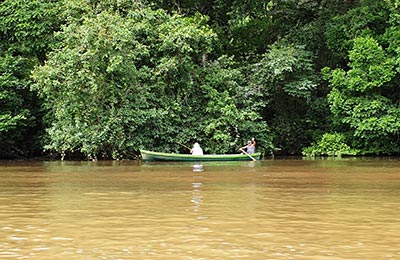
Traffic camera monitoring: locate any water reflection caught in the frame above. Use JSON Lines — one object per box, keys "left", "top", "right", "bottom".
{"left": 246, "top": 161, "right": 256, "bottom": 167}
{"left": 191, "top": 182, "right": 203, "bottom": 211}
{"left": 192, "top": 163, "right": 204, "bottom": 172}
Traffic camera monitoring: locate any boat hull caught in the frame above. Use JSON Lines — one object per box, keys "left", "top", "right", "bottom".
{"left": 140, "top": 150, "right": 261, "bottom": 162}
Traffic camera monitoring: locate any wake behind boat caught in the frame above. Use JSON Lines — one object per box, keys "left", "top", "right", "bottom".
{"left": 140, "top": 150, "right": 261, "bottom": 162}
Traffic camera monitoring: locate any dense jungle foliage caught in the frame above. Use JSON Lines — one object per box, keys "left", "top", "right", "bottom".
{"left": 1, "top": 0, "right": 399, "bottom": 160}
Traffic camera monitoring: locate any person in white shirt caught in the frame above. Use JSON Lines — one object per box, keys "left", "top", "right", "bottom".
{"left": 240, "top": 140, "right": 255, "bottom": 154}
{"left": 190, "top": 142, "right": 203, "bottom": 155}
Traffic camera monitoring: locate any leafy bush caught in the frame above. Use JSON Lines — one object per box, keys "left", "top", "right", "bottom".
{"left": 302, "top": 133, "right": 359, "bottom": 157}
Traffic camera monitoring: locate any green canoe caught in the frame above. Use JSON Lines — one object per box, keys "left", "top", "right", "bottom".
{"left": 140, "top": 150, "right": 261, "bottom": 162}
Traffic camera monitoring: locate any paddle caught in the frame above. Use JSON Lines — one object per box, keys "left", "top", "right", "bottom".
{"left": 177, "top": 142, "right": 191, "bottom": 151}
{"left": 239, "top": 148, "right": 256, "bottom": 161}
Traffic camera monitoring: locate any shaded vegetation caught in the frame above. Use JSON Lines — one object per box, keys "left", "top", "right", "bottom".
{"left": 1, "top": 0, "right": 399, "bottom": 159}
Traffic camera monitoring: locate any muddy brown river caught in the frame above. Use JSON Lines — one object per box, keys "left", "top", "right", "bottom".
{"left": 1, "top": 158, "right": 399, "bottom": 259}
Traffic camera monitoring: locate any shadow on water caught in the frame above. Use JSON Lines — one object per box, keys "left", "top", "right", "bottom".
{"left": 140, "top": 160, "right": 259, "bottom": 172}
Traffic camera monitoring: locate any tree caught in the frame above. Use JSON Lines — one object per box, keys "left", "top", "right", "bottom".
{"left": 0, "top": 55, "right": 36, "bottom": 158}
{"left": 0, "top": 0, "right": 63, "bottom": 60}
{"left": 312, "top": 36, "right": 400, "bottom": 155}
{"left": 0, "top": 0, "right": 64, "bottom": 158}
{"left": 324, "top": 0, "right": 392, "bottom": 65}
{"left": 248, "top": 44, "right": 318, "bottom": 154}
{"left": 304, "top": 0, "right": 400, "bottom": 156}
{"left": 33, "top": 6, "right": 271, "bottom": 159}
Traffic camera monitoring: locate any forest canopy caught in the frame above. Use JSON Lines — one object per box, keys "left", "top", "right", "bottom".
{"left": 1, "top": 0, "right": 399, "bottom": 159}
